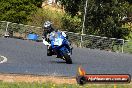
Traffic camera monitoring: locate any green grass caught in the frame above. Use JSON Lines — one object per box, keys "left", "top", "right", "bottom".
{"left": 0, "top": 82, "right": 132, "bottom": 88}
{"left": 111, "top": 40, "right": 132, "bottom": 54}
{"left": 124, "top": 40, "right": 132, "bottom": 54}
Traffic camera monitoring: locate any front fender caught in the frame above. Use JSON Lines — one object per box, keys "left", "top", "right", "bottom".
{"left": 59, "top": 45, "right": 69, "bottom": 55}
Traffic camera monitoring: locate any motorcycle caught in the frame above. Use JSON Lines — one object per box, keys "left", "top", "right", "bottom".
{"left": 47, "top": 31, "right": 72, "bottom": 64}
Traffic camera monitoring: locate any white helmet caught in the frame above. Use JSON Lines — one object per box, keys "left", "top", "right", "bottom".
{"left": 43, "top": 21, "right": 52, "bottom": 29}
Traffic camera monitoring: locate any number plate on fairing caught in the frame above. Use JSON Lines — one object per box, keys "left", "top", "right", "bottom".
{"left": 54, "top": 38, "right": 63, "bottom": 46}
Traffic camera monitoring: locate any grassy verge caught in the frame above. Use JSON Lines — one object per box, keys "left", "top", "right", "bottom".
{"left": 124, "top": 40, "right": 132, "bottom": 54}
{"left": 0, "top": 74, "right": 131, "bottom": 88}
{"left": 0, "top": 81, "right": 132, "bottom": 88}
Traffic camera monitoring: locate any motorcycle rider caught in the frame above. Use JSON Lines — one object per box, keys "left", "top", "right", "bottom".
{"left": 42, "top": 21, "right": 72, "bottom": 57}
{"left": 42, "top": 21, "right": 54, "bottom": 45}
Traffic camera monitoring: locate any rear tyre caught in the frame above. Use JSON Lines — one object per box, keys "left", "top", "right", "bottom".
{"left": 63, "top": 53, "right": 72, "bottom": 64}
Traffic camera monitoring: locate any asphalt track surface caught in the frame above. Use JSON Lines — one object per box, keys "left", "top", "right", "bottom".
{"left": 0, "top": 37, "right": 132, "bottom": 77}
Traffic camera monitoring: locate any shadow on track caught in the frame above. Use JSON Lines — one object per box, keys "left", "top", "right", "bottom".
{"left": 49, "top": 60, "right": 67, "bottom": 64}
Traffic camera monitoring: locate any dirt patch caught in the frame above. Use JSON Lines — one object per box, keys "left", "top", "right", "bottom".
{"left": 0, "top": 73, "right": 76, "bottom": 84}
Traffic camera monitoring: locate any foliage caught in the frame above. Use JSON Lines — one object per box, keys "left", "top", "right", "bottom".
{"left": 58, "top": 0, "right": 131, "bottom": 39}
{"left": 61, "top": 14, "right": 81, "bottom": 32}
{"left": 30, "top": 0, "right": 43, "bottom": 8}
{"left": 84, "top": 0, "right": 130, "bottom": 38}
{"left": 0, "top": 0, "right": 43, "bottom": 24}
{"left": 27, "top": 7, "right": 64, "bottom": 29}
{"left": 124, "top": 40, "right": 132, "bottom": 53}
{"left": 58, "top": 0, "right": 83, "bottom": 16}
{"left": 122, "top": 22, "right": 132, "bottom": 39}
{"left": 28, "top": 6, "right": 81, "bottom": 32}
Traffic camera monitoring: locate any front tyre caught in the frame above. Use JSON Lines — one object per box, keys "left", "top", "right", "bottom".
{"left": 63, "top": 53, "right": 72, "bottom": 64}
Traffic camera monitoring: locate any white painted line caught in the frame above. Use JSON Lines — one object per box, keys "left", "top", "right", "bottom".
{"left": 0, "top": 55, "right": 7, "bottom": 64}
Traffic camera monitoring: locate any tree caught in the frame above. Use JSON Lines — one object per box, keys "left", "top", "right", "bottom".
{"left": 0, "top": 0, "right": 43, "bottom": 24}
{"left": 84, "top": 0, "right": 131, "bottom": 38}
{"left": 58, "top": 0, "right": 83, "bottom": 16}
{"left": 59, "top": 0, "right": 131, "bottom": 38}
{"left": 31, "top": 0, "right": 43, "bottom": 7}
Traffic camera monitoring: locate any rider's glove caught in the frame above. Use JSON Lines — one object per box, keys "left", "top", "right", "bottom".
{"left": 61, "top": 32, "right": 66, "bottom": 38}
{"left": 43, "top": 39, "right": 51, "bottom": 46}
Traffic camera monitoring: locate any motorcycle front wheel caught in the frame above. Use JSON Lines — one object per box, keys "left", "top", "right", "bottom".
{"left": 63, "top": 53, "right": 72, "bottom": 64}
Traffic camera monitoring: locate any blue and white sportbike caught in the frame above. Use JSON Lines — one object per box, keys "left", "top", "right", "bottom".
{"left": 47, "top": 31, "right": 72, "bottom": 64}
